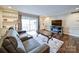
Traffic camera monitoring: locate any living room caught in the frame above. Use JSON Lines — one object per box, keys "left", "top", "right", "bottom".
{"left": 0, "top": 5, "right": 79, "bottom": 53}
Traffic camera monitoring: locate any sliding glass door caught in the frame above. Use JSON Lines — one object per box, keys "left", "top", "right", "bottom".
{"left": 30, "top": 20, "right": 37, "bottom": 31}
{"left": 22, "top": 19, "right": 29, "bottom": 31}
{"left": 21, "top": 15, "right": 38, "bottom": 32}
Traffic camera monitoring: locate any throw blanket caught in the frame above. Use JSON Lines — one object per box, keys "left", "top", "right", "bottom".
{"left": 34, "top": 34, "right": 64, "bottom": 53}
{"left": 48, "top": 38, "right": 64, "bottom": 53}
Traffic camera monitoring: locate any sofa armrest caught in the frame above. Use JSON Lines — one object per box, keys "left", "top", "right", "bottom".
{"left": 29, "top": 44, "right": 49, "bottom": 53}
{"left": 18, "top": 30, "right": 26, "bottom": 35}
{"left": 20, "top": 36, "right": 30, "bottom": 42}
{"left": 19, "top": 33, "right": 33, "bottom": 42}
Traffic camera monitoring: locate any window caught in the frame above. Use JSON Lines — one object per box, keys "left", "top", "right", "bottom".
{"left": 21, "top": 15, "right": 38, "bottom": 32}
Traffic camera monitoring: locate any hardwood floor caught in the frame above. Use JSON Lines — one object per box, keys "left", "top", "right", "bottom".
{"left": 39, "top": 29, "right": 79, "bottom": 53}
{"left": 57, "top": 34, "right": 79, "bottom": 53}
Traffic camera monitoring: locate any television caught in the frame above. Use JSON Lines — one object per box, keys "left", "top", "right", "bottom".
{"left": 51, "top": 25, "right": 62, "bottom": 33}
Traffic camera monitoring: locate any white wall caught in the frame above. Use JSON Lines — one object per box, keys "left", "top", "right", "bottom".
{"left": 39, "top": 16, "right": 46, "bottom": 30}
{"left": 39, "top": 16, "right": 55, "bottom": 31}
{"left": 63, "top": 13, "right": 79, "bottom": 37}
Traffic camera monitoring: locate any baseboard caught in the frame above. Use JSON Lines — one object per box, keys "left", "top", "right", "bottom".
{"left": 63, "top": 33, "right": 79, "bottom": 38}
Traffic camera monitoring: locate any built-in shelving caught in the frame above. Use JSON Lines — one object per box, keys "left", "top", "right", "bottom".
{"left": 51, "top": 20, "right": 63, "bottom": 34}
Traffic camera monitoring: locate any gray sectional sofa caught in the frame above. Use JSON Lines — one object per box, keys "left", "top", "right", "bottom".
{"left": 0, "top": 28, "right": 49, "bottom": 53}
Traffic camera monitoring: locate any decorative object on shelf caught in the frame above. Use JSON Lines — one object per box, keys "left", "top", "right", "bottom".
{"left": 3, "top": 19, "right": 7, "bottom": 21}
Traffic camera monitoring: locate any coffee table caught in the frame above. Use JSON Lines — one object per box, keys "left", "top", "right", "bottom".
{"left": 39, "top": 29, "right": 52, "bottom": 39}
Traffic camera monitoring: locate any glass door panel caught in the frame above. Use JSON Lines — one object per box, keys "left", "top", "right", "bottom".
{"left": 30, "top": 20, "right": 37, "bottom": 31}
{"left": 22, "top": 18, "right": 38, "bottom": 32}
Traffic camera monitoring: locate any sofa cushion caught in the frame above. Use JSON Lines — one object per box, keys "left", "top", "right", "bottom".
{"left": 6, "top": 29, "right": 19, "bottom": 38}
{"left": 5, "top": 37, "right": 17, "bottom": 48}
{"left": 2, "top": 39, "right": 17, "bottom": 53}
{"left": 23, "top": 38, "right": 40, "bottom": 52}
{"left": 2, "top": 37, "right": 26, "bottom": 53}
{"left": 0, "top": 47, "right": 8, "bottom": 53}
{"left": 29, "top": 44, "right": 49, "bottom": 53}
{"left": 5, "top": 29, "right": 26, "bottom": 52}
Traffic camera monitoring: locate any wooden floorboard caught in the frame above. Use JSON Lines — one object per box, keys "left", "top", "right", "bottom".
{"left": 57, "top": 34, "right": 79, "bottom": 53}
{"left": 39, "top": 30, "right": 79, "bottom": 53}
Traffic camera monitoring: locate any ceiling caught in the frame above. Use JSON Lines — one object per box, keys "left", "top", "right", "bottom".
{"left": 5, "top": 5, "right": 79, "bottom": 18}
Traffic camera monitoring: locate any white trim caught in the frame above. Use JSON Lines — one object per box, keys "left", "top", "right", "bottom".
{"left": 69, "top": 34, "right": 79, "bottom": 38}
{"left": 64, "top": 32, "right": 79, "bottom": 38}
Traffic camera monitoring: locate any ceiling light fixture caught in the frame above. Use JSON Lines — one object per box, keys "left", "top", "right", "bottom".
{"left": 8, "top": 6, "right": 12, "bottom": 9}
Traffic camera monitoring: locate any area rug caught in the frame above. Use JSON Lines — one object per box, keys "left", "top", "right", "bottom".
{"left": 34, "top": 34, "right": 48, "bottom": 45}
{"left": 48, "top": 38, "right": 64, "bottom": 53}
{"left": 34, "top": 34, "right": 64, "bottom": 53}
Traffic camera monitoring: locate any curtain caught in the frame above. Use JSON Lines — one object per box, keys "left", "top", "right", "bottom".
{"left": 18, "top": 14, "right": 22, "bottom": 30}
{"left": 21, "top": 14, "right": 38, "bottom": 32}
